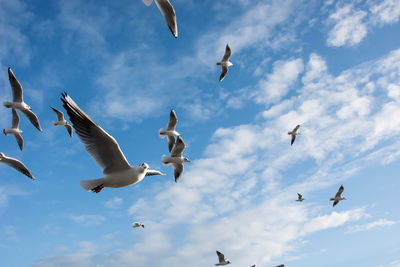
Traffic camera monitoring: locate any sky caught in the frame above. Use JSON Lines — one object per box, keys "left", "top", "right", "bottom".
{"left": 0, "top": 0, "right": 400, "bottom": 266}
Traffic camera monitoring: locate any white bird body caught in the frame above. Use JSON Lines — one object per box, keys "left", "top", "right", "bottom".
{"left": 159, "top": 129, "right": 180, "bottom": 137}
{"left": 4, "top": 68, "right": 42, "bottom": 131}
{"left": 216, "top": 44, "right": 233, "bottom": 82}
{"left": 330, "top": 185, "right": 346, "bottom": 207}
{"left": 3, "top": 128, "right": 22, "bottom": 135}
{"left": 159, "top": 109, "right": 180, "bottom": 152}
{"left": 61, "top": 93, "right": 165, "bottom": 193}
{"left": 288, "top": 124, "right": 300, "bottom": 146}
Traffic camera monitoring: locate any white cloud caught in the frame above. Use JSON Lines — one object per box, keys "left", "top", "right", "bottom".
{"left": 105, "top": 197, "right": 123, "bottom": 209}
{"left": 346, "top": 218, "right": 397, "bottom": 234}
{"left": 69, "top": 214, "right": 106, "bottom": 226}
{"left": 370, "top": 0, "right": 400, "bottom": 25}
{"left": 254, "top": 58, "right": 304, "bottom": 105}
{"left": 326, "top": 4, "right": 368, "bottom": 47}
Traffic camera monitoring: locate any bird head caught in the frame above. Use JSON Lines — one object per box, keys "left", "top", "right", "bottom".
{"left": 0, "top": 152, "right": 4, "bottom": 158}
{"left": 140, "top": 163, "right": 149, "bottom": 171}
{"left": 183, "top": 157, "right": 190, "bottom": 162}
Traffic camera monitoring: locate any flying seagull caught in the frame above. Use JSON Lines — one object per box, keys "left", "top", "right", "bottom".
{"left": 0, "top": 152, "right": 35, "bottom": 179}
{"left": 276, "top": 265, "right": 285, "bottom": 267}
{"left": 3, "top": 68, "right": 42, "bottom": 131}
{"left": 288, "top": 124, "right": 300, "bottom": 146}
{"left": 215, "top": 250, "right": 231, "bottom": 266}
{"left": 61, "top": 93, "right": 165, "bottom": 193}
{"left": 296, "top": 193, "right": 304, "bottom": 202}
{"left": 330, "top": 185, "right": 346, "bottom": 207}
{"left": 250, "top": 265, "right": 256, "bottom": 267}
{"left": 132, "top": 222, "right": 145, "bottom": 228}
{"left": 162, "top": 135, "right": 190, "bottom": 182}
{"left": 159, "top": 109, "right": 180, "bottom": 152}
{"left": 51, "top": 106, "right": 73, "bottom": 137}
{"left": 216, "top": 44, "right": 233, "bottom": 82}
{"left": 142, "top": 0, "right": 178, "bottom": 38}
{"left": 3, "top": 109, "right": 24, "bottom": 151}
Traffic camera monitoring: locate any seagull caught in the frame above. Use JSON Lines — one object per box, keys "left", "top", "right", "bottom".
{"left": 288, "top": 124, "right": 300, "bottom": 146}
{"left": 216, "top": 44, "right": 233, "bottom": 82}
{"left": 3, "top": 67, "right": 42, "bottom": 131}
{"left": 132, "top": 222, "right": 145, "bottom": 228}
{"left": 330, "top": 185, "right": 346, "bottom": 207}
{"left": 3, "top": 109, "right": 24, "bottom": 151}
{"left": 159, "top": 109, "right": 180, "bottom": 152}
{"left": 215, "top": 250, "right": 231, "bottom": 266}
{"left": 296, "top": 193, "right": 304, "bottom": 202}
{"left": 162, "top": 135, "right": 190, "bottom": 182}
{"left": 250, "top": 265, "right": 256, "bottom": 267}
{"left": 276, "top": 265, "right": 285, "bottom": 267}
{"left": 51, "top": 106, "right": 73, "bottom": 137}
{"left": 142, "top": 0, "right": 178, "bottom": 38}
{"left": 0, "top": 152, "right": 35, "bottom": 179}
{"left": 61, "top": 93, "right": 165, "bottom": 193}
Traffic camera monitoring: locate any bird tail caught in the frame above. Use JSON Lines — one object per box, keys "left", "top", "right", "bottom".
{"left": 3, "top": 101, "right": 12, "bottom": 108}
{"left": 3, "top": 129, "right": 6, "bottom": 135}
{"left": 162, "top": 155, "right": 171, "bottom": 165}
{"left": 53, "top": 121, "right": 58, "bottom": 126}
{"left": 216, "top": 62, "right": 221, "bottom": 65}
{"left": 159, "top": 128, "right": 167, "bottom": 138}
{"left": 329, "top": 198, "right": 335, "bottom": 201}
{"left": 80, "top": 178, "right": 105, "bottom": 192}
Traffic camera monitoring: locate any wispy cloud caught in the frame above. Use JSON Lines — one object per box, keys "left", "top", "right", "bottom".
{"left": 69, "top": 214, "right": 106, "bottom": 226}
{"left": 346, "top": 218, "right": 397, "bottom": 234}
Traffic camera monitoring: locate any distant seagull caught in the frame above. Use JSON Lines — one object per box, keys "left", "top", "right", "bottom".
{"left": 50, "top": 106, "right": 73, "bottom": 137}
{"left": 296, "top": 193, "right": 304, "bottom": 202}
{"left": 3, "top": 68, "right": 42, "bottom": 131}
{"left": 142, "top": 0, "right": 178, "bottom": 38}
{"left": 132, "top": 222, "right": 145, "bottom": 228}
{"left": 3, "top": 109, "right": 24, "bottom": 151}
{"left": 288, "top": 124, "right": 300, "bottom": 146}
{"left": 276, "top": 265, "right": 285, "bottom": 267}
{"left": 216, "top": 44, "right": 233, "bottom": 82}
{"left": 159, "top": 109, "right": 180, "bottom": 152}
{"left": 0, "top": 152, "right": 35, "bottom": 180}
{"left": 61, "top": 93, "right": 165, "bottom": 193}
{"left": 250, "top": 265, "right": 256, "bottom": 267}
{"left": 215, "top": 250, "right": 231, "bottom": 266}
{"left": 330, "top": 185, "right": 346, "bottom": 207}
{"left": 162, "top": 136, "right": 190, "bottom": 182}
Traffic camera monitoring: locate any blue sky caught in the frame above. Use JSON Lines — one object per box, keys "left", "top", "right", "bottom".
{"left": 1, "top": 0, "right": 400, "bottom": 266}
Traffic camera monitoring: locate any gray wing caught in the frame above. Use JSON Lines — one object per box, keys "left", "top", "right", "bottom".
{"left": 335, "top": 185, "right": 344, "bottom": 198}
{"left": 145, "top": 170, "right": 166, "bottom": 176}
{"left": 333, "top": 199, "right": 339, "bottom": 207}
{"left": 20, "top": 108, "right": 42, "bottom": 131}
{"left": 51, "top": 106, "right": 65, "bottom": 121}
{"left": 173, "top": 163, "right": 183, "bottom": 182}
{"left": 8, "top": 68, "right": 23, "bottom": 102}
{"left": 14, "top": 134, "right": 24, "bottom": 151}
{"left": 61, "top": 93, "right": 131, "bottom": 174}
{"left": 297, "top": 193, "right": 302, "bottom": 199}
{"left": 219, "top": 66, "right": 228, "bottom": 82}
{"left": 155, "top": 0, "right": 178, "bottom": 38}
{"left": 0, "top": 155, "right": 34, "bottom": 179}
{"left": 291, "top": 134, "right": 296, "bottom": 146}
{"left": 167, "top": 135, "right": 176, "bottom": 152}
{"left": 222, "top": 44, "right": 231, "bottom": 62}
{"left": 166, "top": 109, "right": 178, "bottom": 130}
{"left": 64, "top": 124, "right": 73, "bottom": 137}
{"left": 216, "top": 251, "right": 225, "bottom": 263}
{"left": 11, "top": 108, "right": 20, "bottom": 129}
{"left": 293, "top": 124, "right": 300, "bottom": 132}
{"left": 171, "top": 136, "right": 186, "bottom": 157}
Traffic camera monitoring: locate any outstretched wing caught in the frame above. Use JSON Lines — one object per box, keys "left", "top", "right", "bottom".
{"left": 14, "top": 134, "right": 24, "bottom": 151}
{"left": 216, "top": 251, "right": 225, "bottom": 263}
{"left": 145, "top": 170, "right": 166, "bottom": 176}
{"left": 51, "top": 106, "right": 65, "bottom": 121}
{"left": 20, "top": 108, "right": 42, "bottom": 131}
{"left": 155, "top": 0, "right": 178, "bottom": 38}
{"left": 171, "top": 136, "right": 186, "bottom": 157}
{"left": 0, "top": 155, "right": 34, "bottom": 179}
{"left": 11, "top": 109, "right": 20, "bottom": 129}
{"left": 8, "top": 68, "right": 23, "bottom": 102}
{"left": 291, "top": 134, "right": 296, "bottom": 146}
{"left": 64, "top": 124, "right": 73, "bottom": 137}
{"left": 61, "top": 93, "right": 131, "bottom": 174}
{"left": 293, "top": 125, "right": 300, "bottom": 132}
{"left": 335, "top": 185, "right": 344, "bottom": 198}
{"left": 222, "top": 44, "right": 231, "bottom": 62}
{"left": 166, "top": 109, "right": 178, "bottom": 130}
{"left": 173, "top": 163, "right": 183, "bottom": 182}
{"left": 219, "top": 66, "right": 228, "bottom": 82}
{"left": 167, "top": 135, "right": 176, "bottom": 152}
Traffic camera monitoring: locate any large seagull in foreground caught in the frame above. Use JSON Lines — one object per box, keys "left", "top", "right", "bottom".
{"left": 142, "top": 0, "right": 178, "bottom": 38}
{"left": 3, "top": 68, "right": 42, "bottom": 132}
{"left": 61, "top": 93, "right": 165, "bottom": 193}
